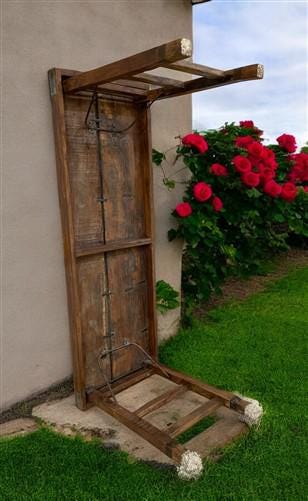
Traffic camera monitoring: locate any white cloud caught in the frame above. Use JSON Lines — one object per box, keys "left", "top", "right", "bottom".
{"left": 192, "top": 0, "right": 308, "bottom": 147}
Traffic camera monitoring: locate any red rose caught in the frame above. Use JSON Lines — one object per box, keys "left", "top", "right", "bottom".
{"left": 241, "top": 171, "right": 260, "bottom": 188}
{"left": 304, "top": 186, "right": 308, "bottom": 193}
{"left": 263, "top": 180, "right": 282, "bottom": 197}
{"left": 276, "top": 134, "right": 297, "bottom": 153}
{"left": 182, "top": 133, "right": 208, "bottom": 154}
{"left": 235, "top": 136, "right": 254, "bottom": 149}
{"left": 259, "top": 167, "right": 275, "bottom": 184}
{"left": 265, "top": 158, "right": 278, "bottom": 170}
{"left": 240, "top": 120, "right": 254, "bottom": 128}
{"left": 232, "top": 155, "right": 252, "bottom": 173}
{"left": 212, "top": 196, "right": 223, "bottom": 212}
{"left": 193, "top": 182, "right": 212, "bottom": 202}
{"left": 288, "top": 169, "right": 298, "bottom": 183}
{"left": 280, "top": 182, "right": 298, "bottom": 202}
{"left": 175, "top": 202, "right": 192, "bottom": 217}
{"left": 210, "top": 163, "right": 228, "bottom": 176}
{"left": 248, "top": 156, "right": 262, "bottom": 169}
{"left": 262, "top": 148, "right": 276, "bottom": 161}
{"left": 289, "top": 153, "right": 308, "bottom": 182}
{"left": 247, "top": 141, "right": 264, "bottom": 158}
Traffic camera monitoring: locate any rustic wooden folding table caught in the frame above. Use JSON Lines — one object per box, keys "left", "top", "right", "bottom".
{"left": 48, "top": 38, "right": 263, "bottom": 464}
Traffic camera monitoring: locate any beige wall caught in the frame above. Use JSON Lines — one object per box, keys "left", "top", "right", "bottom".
{"left": 1, "top": 0, "right": 192, "bottom": 410}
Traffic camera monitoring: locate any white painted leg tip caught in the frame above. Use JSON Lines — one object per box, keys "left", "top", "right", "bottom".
{"left": 236, "top": 393, "right": 263, "bottom": 427}
{"left": 177, "top": 450, "right": 203, "bottom": 480}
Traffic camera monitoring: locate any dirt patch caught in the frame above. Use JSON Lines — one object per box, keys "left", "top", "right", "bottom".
{"left": 0, "top": 378, "right": 73, "bottom": 425}
{"left": 0, "top": 418, "right": 38, "bottom": 438}
{"left": 195, "top": 248, "right": 308, "bottom": 318}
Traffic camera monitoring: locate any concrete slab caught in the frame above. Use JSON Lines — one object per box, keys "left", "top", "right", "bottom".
{"left": 32, "top": 375, "right": 246, "bottom": 465}
{"left": 0, "top": 418, "right": 37, "bottom": 438}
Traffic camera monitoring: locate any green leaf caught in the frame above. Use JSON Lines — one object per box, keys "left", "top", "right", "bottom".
{"left": 156, "top": 280, "right": 180, "bottom": 314}
{"left": 168, "top": 228, "right": 178, "bottom": 241}
{"left": 152, "top": 148, "right": 166, "bottom": 166}
{"left": 163, "top": 178, "right": 176, "bottom": 190}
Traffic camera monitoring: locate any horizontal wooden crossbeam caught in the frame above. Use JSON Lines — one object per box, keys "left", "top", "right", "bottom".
{"left": 147, "top": 64, "right": 264, "bottom": 101}
{"left": 90, "top": 368, "right": 154, "bottom": 399}
{"left": 75, "top": 238, "right": 152, "bottom": 258}
{"left": 165, "top": 397, "right": 222, "bottom": 438}
{"left": 61, "top": 38, "right": 264, "bottom": 100}
{"left": 135, "top": 384, "right": 187, "bottom": 417}
{"left": 129, "top": 72, "right": 185, "bottom": 89}
{"left": 163, "top": 60, "right": 226, "bottom": 78}
{"left": 63, "top": 38, "right": 192, "bottom": 94}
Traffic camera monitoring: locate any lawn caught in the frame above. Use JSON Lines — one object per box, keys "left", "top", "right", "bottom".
{"left": 1, "top": 266, "right": 307, "bottom": 501}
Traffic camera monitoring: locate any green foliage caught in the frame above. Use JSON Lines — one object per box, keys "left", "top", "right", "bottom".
{"left": 163, "top": 178, "right": 176, "bottom": 190}
{"left": 301, "top": 142, "right": 308, "bottom": 154}
{"left": 152, "top": 148, "right": 166, "bottom": 166}
{"left": 156, "top": 280, "right": 180, "bottom": 314}
{"left": 167, "top": 123, "right": 308, "bottom": 304}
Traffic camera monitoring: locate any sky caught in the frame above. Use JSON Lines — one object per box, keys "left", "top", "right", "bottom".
{"left": 193, "top": 0, "right": 308, "bottom": 147}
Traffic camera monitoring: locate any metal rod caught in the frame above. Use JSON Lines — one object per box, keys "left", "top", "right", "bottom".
{"left": 99, "top": 342, "right": 169, "bottom": 379}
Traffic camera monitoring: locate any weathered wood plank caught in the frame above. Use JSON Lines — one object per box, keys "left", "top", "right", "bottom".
{"left": 63, "top": 38, "right": 192, "bottom": 93}
{"left": 129, "top": 72, "right": 185, "bottom": 88}
{"left": 154, "top": 364, "right": 244, "bottom": 409}
{"left": 48, "top": 69, "right": 86, "bottom": 409}
{"left": 77, "top": 255, "right": 111, "bottom": 387}
{"left": 107, "top": 247, "right": 150, "bottom": 379}
{"left": 93, "top": 392, "right": 186, "bottom": 462}
{"left": 165, "top": 397, "right": 222, "bottom": 438}
{"left": 89, "top": 368, "right": 154, "bottom": 398}
{"left": 99, "top": 82, "right": 147, "bottom": 97}
{"left": 135, "top": 385, "right": 187, "bottom": 418}
{"left": 185, "top": 416, "right": 247, "bottom": 459}
{"left": 142, "top": 109, "right": 157, "bottom": 358}
{"left": 75, "top": 238, "right": 151, "bottom": 258}
{"left": 164, "top": 60, "right": 225, "bottom": 78}
{"left": 147, "top": 64, "right": 264, "bottom": 101}
{"left": 64, "top": 95, "right": 103, "bottom": 245}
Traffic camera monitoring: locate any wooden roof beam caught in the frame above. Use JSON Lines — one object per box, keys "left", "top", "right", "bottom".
{"left": 128, "top": 72, "right": 185, "bottom": 89}
{"left": 163, "top": 60, "right": 225, "bottom": 79}
{"left": 63, "top": 38, "right": 192, "bottom": 94}
{"left": 147, "top": 63, "right": 264, "bottom": 101}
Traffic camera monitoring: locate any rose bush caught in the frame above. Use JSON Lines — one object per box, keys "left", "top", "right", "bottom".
{"left": 163, "top": 123, "right": 308, "bottom": 303}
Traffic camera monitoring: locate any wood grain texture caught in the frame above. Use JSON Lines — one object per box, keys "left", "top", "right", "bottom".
{"left": 75, "top": 238, "right": 151, "bottom": 258}
{"left": 51, "top": 68, "right": 157, "bottom": 394}
{"left": 163, "top": 60, "right": 225, "bottom": 78}
{"left": 64, "top": 95, "right": 103, "bottom": 245}
{"left": 63, "top": 38, "right": 192, "bottom": 93}
{"left": 165, "top": 397, "right": 222, "bottom": 437}
{"left": 154, "top": 364, "right": 239, "bottom": 406}
{"left": 77, "top": 255, "right": 110, "bottom": 387}
{"left": 135, "top": 385, "right": 187, "bottom": 418}
{"left": 129, "top": 72, "right": 185, "bottom": 89}
{"left": 93, "top": 392, "right": 186, "bottom": 463}
{"left": 48, "top": 69, "right": 86, "bottom": 409}
{"left": 185, "top": 415, "right": 247, "bottom": 459}
{"left": 147, "top": 63, "right": 264, "bottom": 101}
{"left": 107, "top": 247, "right": 149, "bottom": 379}
{"left": 91, "top": 368, "right": 153, "bottom": 397}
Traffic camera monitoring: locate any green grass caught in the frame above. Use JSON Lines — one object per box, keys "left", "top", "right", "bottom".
{"left": 1, "top": 267, "right": 308, "bottom": 500}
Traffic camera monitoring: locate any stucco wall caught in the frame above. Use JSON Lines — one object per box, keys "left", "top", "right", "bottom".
{"left": 1, "top": 0, "right": 192, "bottom": 410}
